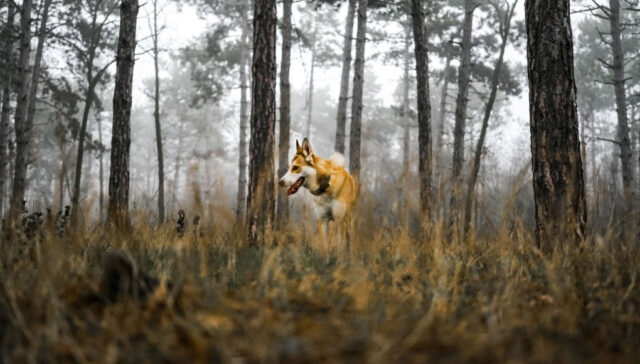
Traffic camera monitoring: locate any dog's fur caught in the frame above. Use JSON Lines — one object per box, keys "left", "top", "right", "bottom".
{"left": 279, "top": 139, "right": 357, "bottom": 251}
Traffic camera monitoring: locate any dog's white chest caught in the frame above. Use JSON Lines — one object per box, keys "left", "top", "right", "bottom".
{"left": 310, "top": 194, "right": 346, "bottom": 222}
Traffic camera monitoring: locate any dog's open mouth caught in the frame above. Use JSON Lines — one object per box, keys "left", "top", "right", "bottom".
{"left": 287, "top": 177, "right": 305, "bottom": 196}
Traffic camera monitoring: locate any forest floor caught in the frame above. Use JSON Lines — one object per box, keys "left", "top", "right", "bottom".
{"left": 1, "top": 204, "right": 639, "bottom": 363}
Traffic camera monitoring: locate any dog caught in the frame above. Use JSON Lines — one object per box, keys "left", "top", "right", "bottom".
{"left": 278, "top": 138, "right": 357, "bottom": 253}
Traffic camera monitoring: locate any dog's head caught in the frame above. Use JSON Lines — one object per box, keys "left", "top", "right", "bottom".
{"left": 278, "top": 138, "right": 317, "bottom": 196}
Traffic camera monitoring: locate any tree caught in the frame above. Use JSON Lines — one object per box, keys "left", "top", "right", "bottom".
{"left": 108, "top": 0, "right": 139, "bottom": 226}
{"left": 0, "top": 0, "right": 16, "bottom": 216}
{"left": 579, "top": 0, "right": 637, "bottom": 226}
{"left": 276, "top": 0, "right": 292, "bottom": 227}
{"left": 449, "top": 0, "right": 476, "bottom": 220}
{"left": 349, "top": 0, "right": 369, "bottom": 179}
{"left": 246, "top": 0, "right": 276, "bottom": 240}
{"left": 179, "top": 0, "right": 252, "bottom": 220}
{"left": 236, "top": 0, "right": 251, "bottom": 221}
{"left": 148, "top": 0, "right": 165, "bottom": 223}
{"left": 26, "top": 0, "right": 53, "bottom": 162}
{"left": 335, "top": 0, "right": 356, "bottom": 154}
{"left": 411, "top": 0, "right": 432, "bottom": 221}
{"left": 525, "top": 0, "right": 586, "bottom": 249}
{"left": 463, "top": 0, "right": 517, "bottom": 235}
{"left": 68, "top": 0, "right": 118, "bottom": 219}
{"left": 398, "top": 5, "right": 411, "bottom": 186}
{"left": 11, "top": 0, "right": 33, "bottom": 219}
{"left": 295, "top": 3, "right": 342, "bottom": 140}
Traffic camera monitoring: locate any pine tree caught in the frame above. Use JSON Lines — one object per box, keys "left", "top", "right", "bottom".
{"left": 525, "top": 0, "right": 586, "bottom": 249}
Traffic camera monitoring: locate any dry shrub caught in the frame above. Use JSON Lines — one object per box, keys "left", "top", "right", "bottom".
{"left": 0, "top": 189, "right": 639, "bottom": 363}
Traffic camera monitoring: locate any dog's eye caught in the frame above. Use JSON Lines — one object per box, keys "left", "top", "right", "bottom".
{"left": 291, "top": 166, "right": 299, "bottom": 172}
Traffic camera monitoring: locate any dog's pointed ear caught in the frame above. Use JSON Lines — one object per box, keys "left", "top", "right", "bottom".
{"left": 301, "top": 138, "right": 313, "bottom": 161}
{"left": 302, "top": 138, "right": 312, "bottom": 155}
{"left": 296, "top": 139, "right": 303, "bottom": 154}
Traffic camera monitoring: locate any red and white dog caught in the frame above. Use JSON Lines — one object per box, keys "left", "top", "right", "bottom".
{"left": 279, "top": 139, "right": 357, "bottom": 251}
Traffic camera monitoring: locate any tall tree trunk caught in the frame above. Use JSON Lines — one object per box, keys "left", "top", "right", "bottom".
{"left": 25, "top": 0, "right": 52, "bottom": 148}
{"left": 591, "top": 115, "right": 599, "bottom": 227}
{"left": 152, "top": 0, "right": 165, "bottom": 224}
{"left": 463, "top": 1, "right": 517, "bottom": 235}
{"left": 525, "top": 0, "right": 586, "bottom": 249}
{"left": 71, "top": 5, "right": 110, "bottom": 219}
{"left": 57, "top": 140, "right": 66, "bottom": 211}
{"left": 236, "top": 0, "right": 250, "bottom": 220}
{"left": 97, "top": 114, "right": 104, "bottom": 221}
{"left": 435, "top": 54, "right": 452, "bottom": 193}
{"left": 108, "top": 0, "right": 139, "bottom": 226}
{"left": 401, "top": 17, "right": 410, "bottom": 178}
{"left": 246, "top": 0, "right": 277, "bottom": 240}
{"left": 71, "top": 79, "right": 96, "bottom": 218}
{"left": 449, "top": 0, "right": 475, "bottom": 220}
{"left": 277, "top": 0, "right": 292, "bottom": 227}
{"left": 0, "top": 0, "right": 16, "bottom": 217}
{"left": 608, "top": 0, "right": 634, "bottom": 220}
{"left": 399, "top": 12, "right": 410, "bottom": 221}
{"left": 335, "top": 0, "right": 356, "bottom": 154}
{"left": 11, "top": 0, "right": 32, "bottom": 219}
{"left": 411, "top": 0, "right": 432, "bottom": 220}
{"left": 349, "top": 0, "right": 368, "bottom": 180}
{"left": 305, "top": 19, "right": 317, "bottom": 139}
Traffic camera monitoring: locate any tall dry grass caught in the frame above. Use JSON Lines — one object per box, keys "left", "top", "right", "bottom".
{"left": 0, "top": 189, "right": 639, "bottom": 363}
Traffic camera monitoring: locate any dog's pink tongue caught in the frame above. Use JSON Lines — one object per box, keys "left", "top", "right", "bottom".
{"left": 287, "top": 178, "right": 304, "bottom": 196}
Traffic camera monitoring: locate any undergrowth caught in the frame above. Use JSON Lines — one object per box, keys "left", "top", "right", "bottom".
{"left": 0, "top": 201, "right": 639, "bottom": 363}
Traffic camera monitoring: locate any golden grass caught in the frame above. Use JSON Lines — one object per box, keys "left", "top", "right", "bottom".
{"left": 0, "top": 197, "right": 639, "bottom": 363}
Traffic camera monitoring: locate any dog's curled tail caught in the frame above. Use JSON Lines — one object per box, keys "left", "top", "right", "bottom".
{"left": 329, "top": 153, "right": 346, "bottom": 168}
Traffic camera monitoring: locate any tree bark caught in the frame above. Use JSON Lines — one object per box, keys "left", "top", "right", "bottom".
{"left": 276, "top": 0, "right": 292, "bottom": 227}
{"left": 411, "top": 0, "right": 432, "bottom": 220}
{"left": 435, "top": 54, "right": 452, "bottom": 192}
{"left": 335, "top": 0, "right": 356, "bottom": 154}
{"left": 463, "top": 0, "right": 517, "bottom": 235}
{"left": 152, "top": 0, "right": 165, "bottom": 224}
{"left": 0, "top": 0, "right": 16, "bottom": 217}
{"left": 71, "top": 3, "right": 113, "bottom": 219}
{"left": 305, "top": 19, "right": 317, "bottom": 139}
{"left": 608, "top": 0, "right": 634, "bottom": 219}
{"left": 108, "top": 0, "right": 139, "bottom": 226}
{"left": 172, "top": 118, "right": 185, "bottom": 207}
{"left": 97, "top": 114, "right": 104, "bottom": 221}
{"left": 591, "top": 114, "right": 599, "bottom": 227}
{"left": 11, "top": 0, "right": 32, "bottom": 219}
{"left": 349, "top": 0, "right": 368, "bottom": 180}
{"left": 246, "top": 0, "right": 277, "bottom": 240}
{"left": 449, "top": 0, "right": 475, "bottom": 218}
{"left": 236, "top": 0, "right": 250, "bottom": 220}
{"left": 525, "top": 0, "right": 586, "bottom": 249}
{"left": 401, "top": 16, "right": 410, "bottom": 179}
{"left": 25, "top": 0, "right": 52, "bottom": 153}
